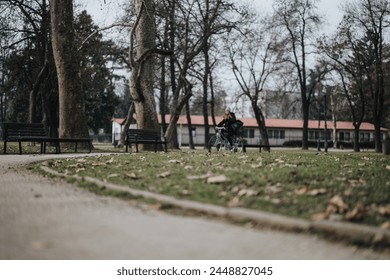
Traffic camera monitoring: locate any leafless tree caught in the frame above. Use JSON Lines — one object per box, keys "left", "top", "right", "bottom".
{"left": 272, "top": 0, "right": 324, "bottom": 150}
{"left": 225, "top": 18, "right": 282, "bottom": 148}
{"left": 341, "top": 0, "right": 390, "bottom": 152}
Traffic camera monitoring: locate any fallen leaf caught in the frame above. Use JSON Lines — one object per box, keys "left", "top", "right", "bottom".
{"left": 237, "top": 188, "right": 258, "bottom": 197}
{"left": 219, "top": 191, "right": 228, "bottom": 197}
{"left": 265, "top": 184, "right": 282, "bottom": 194}
{"left": 157, "top": 171, "right": 171, "bottom": 178}
{"left": 228, "top": 196, "right": 241, "bottom": 207}
{"left": 168, "top": 159, "right": 181, "bottom": 164}
{"left": 343, "top": 189, "right": 353, "bottom": 197}
{"left": 348, "top": 179, "right": 367, "bottom": 187}
{"left": 187, "top": 173, "right": 212, "bottom": 180}
{"left": 207, "top": 175, "right": 229, "bottom": 184}
{"left": 271, "top": 198, "right": 282, "bottom": 205}
{"left": 311, "top": 212, "right": 329, "bottom": 221}
{"left": 295, "top": 186, "right": 308, "bottom": 195}
{"left": 328, "top": 195, "right": 348, "bottom": 213}
{"left": 106, "top": 157, "right": 114, "bottom": 164}
{"left": 92, "top": 162, "right": 105, "bottom": 167}
{"left": 67, "top": 163, "right": 84, "bottom": 169}
{"left": 345, "top": 203, "right": 365, "bottom": 221}
{"left": 380, "top": 221, "right": 390, "bottom": 229}
{"left": 180, "top": 190, "right": 193, "bottom": 196}
{"left": 124, "top": 172, "right": 139, "bottom": 180}
{"left": 308, "top": 188, "right": 327, "bottom": 196}
{"left": 378, "top": 205, "right": 390, "bottom": 216}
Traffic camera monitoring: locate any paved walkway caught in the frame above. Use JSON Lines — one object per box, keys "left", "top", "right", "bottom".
{"left": 0, "top": 154, "right": 389, "bottom": 259}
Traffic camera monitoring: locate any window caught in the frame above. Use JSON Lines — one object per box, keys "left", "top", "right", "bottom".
{"left": 359, "top": 133, "right": 370, "bottom": 142}
{"left": 339, "top": 132, "right": 351, "bottom": 142}
{"left": 268, "top": 130, "right": 285, "bottom": 139}
{"left": 191, "top": 127, "right": 196, "bottom": 137}
{"left": 243, "top": 129, "right": 255, "bottom": 138}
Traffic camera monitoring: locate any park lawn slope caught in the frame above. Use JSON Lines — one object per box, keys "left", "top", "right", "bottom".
{"left": 40, "top": 150, "right": 390, "bottom": 227}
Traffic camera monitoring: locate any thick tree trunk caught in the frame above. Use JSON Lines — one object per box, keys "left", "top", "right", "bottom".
{"left": 130, "top": 0, "right": 159, "bottom": 131}
{"left": 252, "top": 100, "right": 270, "bottom": 151}
{"left": 50, "top": 0, "right": 89, "bottom": 139}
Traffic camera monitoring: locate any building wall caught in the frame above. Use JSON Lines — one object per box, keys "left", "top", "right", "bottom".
{"left": 176, "top": 125, "right": 382, "bottom": 147}
{"left": 113, "top": 120, "right": 385, "bottom": 147}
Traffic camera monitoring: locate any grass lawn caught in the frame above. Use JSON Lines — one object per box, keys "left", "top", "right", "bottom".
{"left": 35, "top": 148, "right": 390, "bottom": 228}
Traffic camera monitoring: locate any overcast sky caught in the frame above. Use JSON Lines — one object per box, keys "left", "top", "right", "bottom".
{"left": 77, "top": 0, "right": 344, "bottom": 34}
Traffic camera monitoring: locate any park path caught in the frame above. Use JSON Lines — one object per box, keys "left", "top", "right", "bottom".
{"left": 0, "top": 153, "right": 389, "bottom": 260}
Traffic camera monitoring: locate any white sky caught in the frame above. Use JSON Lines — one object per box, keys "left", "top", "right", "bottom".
{"left": 76, "top": 0, "right": 345, "bottom": 116}
{"left": 77, "top": 0, "right": 344, "bottom": 34}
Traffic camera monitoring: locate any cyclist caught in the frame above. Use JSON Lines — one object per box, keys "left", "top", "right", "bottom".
{"left": 217, "top": 109, "right": 237, "bottom": 149}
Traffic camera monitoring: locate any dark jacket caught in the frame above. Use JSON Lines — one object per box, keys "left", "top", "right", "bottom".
{"left": 218, "top": 112, "right": 236, "bottom": 131}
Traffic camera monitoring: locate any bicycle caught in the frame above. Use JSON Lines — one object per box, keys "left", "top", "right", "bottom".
{"left": 208, "top": 127, "right": 244, "bottom": 153}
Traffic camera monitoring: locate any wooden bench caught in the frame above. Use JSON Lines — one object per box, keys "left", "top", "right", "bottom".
{"left": 2, "top": 122, "right": 92, "bottom": 154}
{"left": 125, "top": 129, "right": 167, "bottom": 153}
{"left": 243, "top": 143, "right": 272, "bottom": 152}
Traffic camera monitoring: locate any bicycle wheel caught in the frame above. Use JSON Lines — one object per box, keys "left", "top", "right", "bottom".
{"left": 208, "top": 135, "right": 222, "bottom": 152}
{"left": 232, "top": 135, "right": 244, "bottom": 153}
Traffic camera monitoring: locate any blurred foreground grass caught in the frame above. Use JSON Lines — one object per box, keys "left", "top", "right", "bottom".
{"left": 34, "top": 149, "right": 390, "bottom": 228}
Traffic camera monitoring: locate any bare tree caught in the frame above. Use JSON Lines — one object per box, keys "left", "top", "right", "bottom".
{"left": 272, "top": 0, "right": 323, "bottom": 149}
{"left": 341, "top": 0, "right": 390, "bottom": 152}
{"left": 319, "top": 25, "right": 370, "bottom": 152}
{"left": 226, "top": 21, "right": 282, "bottom": 148}
{"left": 163, "top": 0, "right": 242, "bottom": 148}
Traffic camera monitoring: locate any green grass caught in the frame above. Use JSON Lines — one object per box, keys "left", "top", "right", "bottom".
{"left": 37, "top": 149, "right": 390, "bottom": 227}
{"left": 0, "top": 142, "right": 118, "bottom": 154}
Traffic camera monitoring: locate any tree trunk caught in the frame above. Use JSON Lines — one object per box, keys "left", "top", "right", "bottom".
{"left": 252, "top": 100, "right": 270, "bottom": 150}
{"left": 50, "top": 0, "right": 89, "bottom": 139}
{"left": 118, "top": 102, "right": 135, "bottom": 148}
{"left": 301, "top": 99, "right": 310, "bottom": 150}
{"left": 186, "top": 100, "right": 194, "bottom": 149}
{"left": 130, "top": 0, "right": 159, "bottom": 132}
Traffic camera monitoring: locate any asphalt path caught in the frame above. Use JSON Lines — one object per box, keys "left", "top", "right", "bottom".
{"left": 0, "top": 154, "right": 389, "bottom": 260}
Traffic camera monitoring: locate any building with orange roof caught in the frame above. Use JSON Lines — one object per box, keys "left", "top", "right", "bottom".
{"left": 112, "top": 115, "right": 388, "bottom": 148}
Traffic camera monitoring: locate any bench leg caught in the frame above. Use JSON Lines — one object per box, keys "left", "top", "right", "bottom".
{"left": 19, "top": 141, "right": 22, "bottom": 155}
{"left": 55, "top": 142, "right": 61, "bottom": 154}
{"left": 3, "top": 141, "right": 7, "bottom": 154}
{"left": 75, "top": 142, "right": 78, "bottom": 152}
{"left": 88, "top": 141, "right": 92, "bottom": 153}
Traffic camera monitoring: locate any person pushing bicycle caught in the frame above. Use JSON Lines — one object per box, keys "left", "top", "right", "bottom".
{"left": 217, "top": 109, "right": 237, "bottom": 148}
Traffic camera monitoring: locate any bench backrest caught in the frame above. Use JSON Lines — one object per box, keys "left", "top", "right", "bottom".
{"left": 3, "top": 122, "right": 47, "bottom": 140}
{"left": 126, "top": 129, "right": 162, "bottom": 142}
